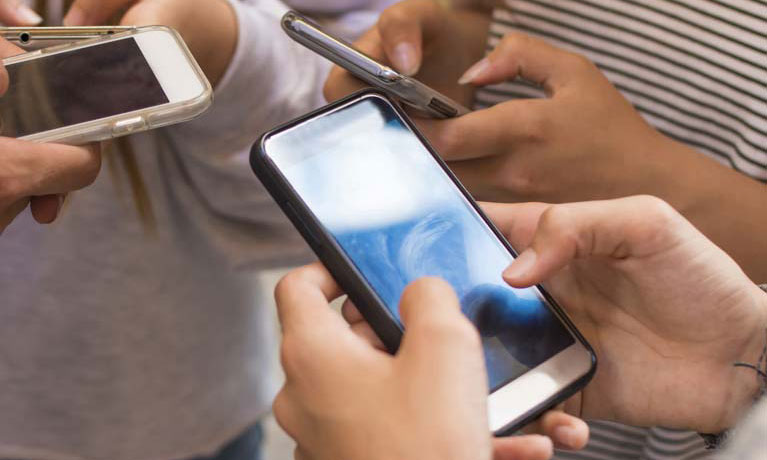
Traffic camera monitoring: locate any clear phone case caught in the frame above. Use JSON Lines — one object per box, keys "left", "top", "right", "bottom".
{"left": 1, "top": 26, "right": 137, "bottom": 51}
{"left": 1, "top": 26, "right": 213, "bottom": 145}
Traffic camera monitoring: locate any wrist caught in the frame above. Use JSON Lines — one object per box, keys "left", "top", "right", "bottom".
{"left": 712, "top": 289, "right": 767, "bottom": 432}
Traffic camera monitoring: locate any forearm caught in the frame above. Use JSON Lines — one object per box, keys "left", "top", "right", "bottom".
{"left": 449, "top": 0, "right": 498, "bottom": 13}
{"left": 650, "top": 136, "right": 767, "bottom": 283}
{"left": 191, "top": 0, "right": 238, "bottom": 88}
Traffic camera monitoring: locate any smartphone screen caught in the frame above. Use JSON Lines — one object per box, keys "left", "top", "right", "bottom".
{"left": 0, "top": 38, "right": 169, "bottom": 137}
{"left": 265, "top": 96, "right": 574, "bottom": 391}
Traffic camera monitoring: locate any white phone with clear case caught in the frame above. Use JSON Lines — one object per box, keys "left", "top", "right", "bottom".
{"left": 0, "top": 26, "right": 212, "bottom": 145}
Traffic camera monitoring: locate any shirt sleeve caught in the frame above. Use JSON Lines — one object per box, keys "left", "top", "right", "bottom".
{"left": 160, "top": 0, "right": 332, "bottom": 224}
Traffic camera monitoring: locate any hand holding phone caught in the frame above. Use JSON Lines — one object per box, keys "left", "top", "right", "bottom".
{"left": 321, "top": 0, "right": 489, "bottom": 112}
{"left": 274, "top": 263, "right": 583, "bottom": 460}
{"left": 251, "top": 90, "right": 596, "bottom": 434}
{"left": 0, "top": 26, "right": 211, "bottom": 145}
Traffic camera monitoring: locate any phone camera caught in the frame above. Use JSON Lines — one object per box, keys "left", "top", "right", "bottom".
{"left": 19, "top": 32, "right": 31, "bottom": 44}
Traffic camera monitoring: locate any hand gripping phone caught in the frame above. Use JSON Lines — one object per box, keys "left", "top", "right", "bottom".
{"left": 0, "top": 26, "right": 212, "bottom": 145}
{"left": 251, "top": 90, "right": 596, "bottom": 435}
{"left": 1, "top": 26, "right": 137, "bottom": 51}
{"left": 282, "top": 11, "right": 469, "bottom": 119}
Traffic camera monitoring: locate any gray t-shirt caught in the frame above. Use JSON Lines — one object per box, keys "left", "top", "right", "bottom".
{"left": 0, "top": 1, "right": 329, "bottom": 459}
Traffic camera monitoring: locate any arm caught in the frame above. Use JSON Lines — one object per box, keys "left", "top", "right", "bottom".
{"left": 66, "top": 0, "right": 332, "bottom": 223}
{"left": 656, "top": 140, "right": 767, "bottom": 284}
{"left": 416, "top": 32, "right": 767, "bottom": 284}
{"left": 161, "top": 0, "right": 331, "bottom": 223}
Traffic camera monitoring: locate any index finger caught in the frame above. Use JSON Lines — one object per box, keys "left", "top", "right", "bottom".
{"left": 480, "top": 201, "right": 551, "bottom": 250}
{"left": 376, "top": 0, "right": 446, "bottom": 76}
{"left": 415, "top": 97, "right": 551, "bottom": 162}
{"left": 0, "top": 139, "right": 101, "bottom": 198}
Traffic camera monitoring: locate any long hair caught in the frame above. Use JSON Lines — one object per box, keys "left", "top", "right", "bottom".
{"left": 35, "top": 0, "right": 156, "bottom": 228}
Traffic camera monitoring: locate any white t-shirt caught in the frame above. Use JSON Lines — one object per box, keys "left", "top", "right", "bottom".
{"left": 0, "top": 1, "right": 387, "bottom": 460}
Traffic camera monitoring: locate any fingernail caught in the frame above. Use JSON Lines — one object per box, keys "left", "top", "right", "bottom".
{"left": 553, "top": 426, "right": 579, "bottom": 449}
{"left": 16, "top": 4, "right": 43, "bottom": 25}
{"left": 458, "top": 58, "right": 491, "bottom": 85}
{"left": 530, "top": 434, "right": 554, "bottom": 452}
{"left": 503, "top": 248, "right": 537, "bottom": 281}
{"left": 63, "top": 6, "right": 86, "bottom": 26}
{"left": 393, "top": 42, "right": 419, "bottom": 76}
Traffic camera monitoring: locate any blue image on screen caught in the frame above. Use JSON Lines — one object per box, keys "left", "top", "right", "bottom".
{"left": 269, "top": 97, "right": 573, "bottom": 390}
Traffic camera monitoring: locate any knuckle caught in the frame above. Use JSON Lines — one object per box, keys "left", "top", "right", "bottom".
{"left": 272, "top": 390, "right": 290, "bottom": 423}
{"left": 633, "top": 195, "right": 678, "bottom": 224}
{"left": 81, "top": 149, "right": 102, "bottom": 187}
{"left": 419, "top": 314, "right": 477, "bottom": 347}
{"left": 0, "top": 179, "right": 22, "bottom": 203}
{"left": 500, "top": 164, "right": 539, "bottom": 199}
{"left": 498, "top": 31, "right": 529, "bottom": 54}
{"left": 434, "top": 121, "right": 467, "bottom": 157}
{"left": 279, "top": 336, "right": 303, "bottom": 375}
{"left": 272, "top": 390, "right": 298, "bottom": 437}
{"left": 565, "top": 52, "right": 596, "bottom": 73}
{"left": 274, "top": 269, "right": 306, "bottom": 304}
{"left": 539, "top": 205, "right": 578, "bottom": 241}
{"left": 520, "top": 109, "right": 551, "bottom": 144}
{"left": 378, "top": 6, "right": 409, "bottom": 31}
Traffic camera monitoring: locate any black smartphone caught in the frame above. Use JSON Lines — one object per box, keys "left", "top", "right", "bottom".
{"left": 250, "top": 90, "right": 596, "bottom": 435}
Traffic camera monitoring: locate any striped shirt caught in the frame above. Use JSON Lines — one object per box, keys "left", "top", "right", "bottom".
{"left": 475, "top": 1, "right": 766, "bottom": 459}
{"left": 477, "top": 0, "right": 767, "bottom": 182}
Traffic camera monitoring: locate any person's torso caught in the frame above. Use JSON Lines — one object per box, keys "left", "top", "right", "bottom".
{"left": 0, "top": 131, "right": 279, "bottom": 460}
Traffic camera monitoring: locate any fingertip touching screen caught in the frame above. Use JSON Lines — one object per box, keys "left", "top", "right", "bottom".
{"left": 266, "top": 96, "right": 574, "bottom": 391}
{"left": 0, "top": 38, "right": 169, "bottom": 137}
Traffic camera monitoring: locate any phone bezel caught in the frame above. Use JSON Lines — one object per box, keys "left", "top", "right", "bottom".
{"left": 250, "top": 89, "right": 597, "bottom": 435}
{"left": 1, "top": 26, "right": 211, "bottom": 144}
{"left": 132, "top": 29, "right": 206, "bottom": 103}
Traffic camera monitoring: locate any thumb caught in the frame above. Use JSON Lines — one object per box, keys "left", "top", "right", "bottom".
{"left": 397, "top": 277, "right": 482, "bottom": 369}
{"left": 458, "top": 32, "right": 588, "bottom": 94}
{"left": 501, "top": 196, "right": 687, "bottom": 288}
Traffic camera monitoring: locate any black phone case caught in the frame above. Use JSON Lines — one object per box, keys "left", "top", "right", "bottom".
{"left": 249, "top": 89, "right": 597, "bottom": 435}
